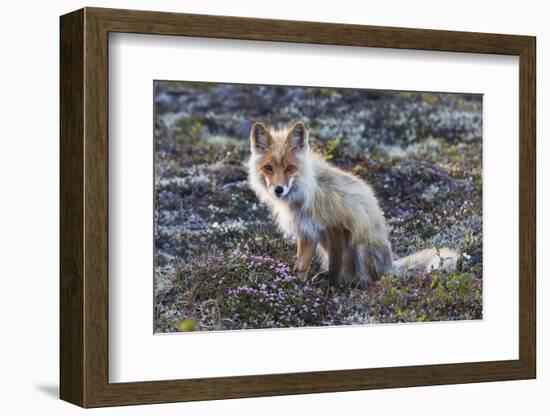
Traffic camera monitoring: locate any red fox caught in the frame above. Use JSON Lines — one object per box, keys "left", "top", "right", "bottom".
{"left": 247, "top": 121, "right": 458, "bottom": 288}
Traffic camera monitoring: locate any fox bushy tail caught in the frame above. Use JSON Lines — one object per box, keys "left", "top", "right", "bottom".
{"left": 392, "top": 247, "right": 459, "bottom": 278}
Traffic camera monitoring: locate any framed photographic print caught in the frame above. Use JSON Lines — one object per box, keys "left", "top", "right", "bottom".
{"left": 60, "top": 7, "right": 536, "bottom": 408}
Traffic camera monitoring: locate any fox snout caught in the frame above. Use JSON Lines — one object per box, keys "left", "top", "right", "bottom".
{"left": 268, "top": 181, "right": 293, "bottom": 198}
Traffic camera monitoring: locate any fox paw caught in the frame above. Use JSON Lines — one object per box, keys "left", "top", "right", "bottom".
{"left": 311, "top": 271, "right": 329, "bottom": 284}
{"left": 293, "top": 263, "right": 309, "bottom": 281}
{"left": 312, "top": 271, "right": 340, "bottom": 288}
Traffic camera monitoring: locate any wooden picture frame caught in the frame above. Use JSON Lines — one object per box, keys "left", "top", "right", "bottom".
{"left": 60, "top": 7, "right": 536, "bottom": 408}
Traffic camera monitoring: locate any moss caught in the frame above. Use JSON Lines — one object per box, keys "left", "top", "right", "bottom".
{"left": 324, "top": 138, "right": 342, "bottom": 160}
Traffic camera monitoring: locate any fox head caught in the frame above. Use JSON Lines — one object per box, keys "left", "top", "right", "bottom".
{"left": 249, "top": 121, "right": 309, "bottom": 199}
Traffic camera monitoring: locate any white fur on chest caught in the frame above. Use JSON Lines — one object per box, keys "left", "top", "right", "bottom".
{"left": 271, "top": 202, "right": 323, "bottom": 241}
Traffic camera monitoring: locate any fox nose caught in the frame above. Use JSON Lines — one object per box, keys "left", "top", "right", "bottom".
{"left": 274, "top": 186, "right": 284, "bottom": 196}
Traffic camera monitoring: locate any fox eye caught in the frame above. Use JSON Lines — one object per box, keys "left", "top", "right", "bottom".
{"left": 263, "top": 165, "right": 273, "bottom": 173}
{"left": 285, "top": 165, "right": 296, "bottom": 173}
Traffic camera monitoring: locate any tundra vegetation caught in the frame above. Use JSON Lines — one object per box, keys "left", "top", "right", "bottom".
{"left": 154, "top": 82, "right": 483, "bottom": 332}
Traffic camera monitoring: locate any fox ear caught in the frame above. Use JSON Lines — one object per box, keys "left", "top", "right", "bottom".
{"left": 250, "top": 122, "right": 272, "bottom": 154}
{"left": 287, "top": 121, "right": 309, "bottom": 152}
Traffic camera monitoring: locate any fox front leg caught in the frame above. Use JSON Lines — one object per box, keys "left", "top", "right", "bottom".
{"left": 313, "top": 228, "right": 344, "bottom": 288}
{"left": 326, "top": 228, "right": 344, "bottom": 288}
{"left": 293, "top": 237, "right": 316, "bottom": 281}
